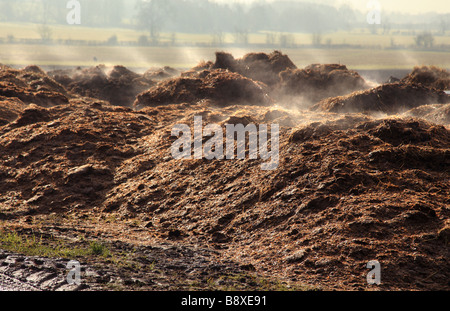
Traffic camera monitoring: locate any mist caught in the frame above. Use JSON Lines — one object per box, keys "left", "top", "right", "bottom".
{"left": 0, "top": 0, "right": 449, "bottom": 76}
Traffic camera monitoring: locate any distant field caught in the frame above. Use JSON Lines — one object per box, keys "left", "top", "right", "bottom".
{"left": 2, "top": 22, "right": 450, "bottom": 47}
{"left": 0, "top": 22, "right": 450, "bottom": 71}
{"left": 1, "top": 44, "right": 450, "bottom": 72}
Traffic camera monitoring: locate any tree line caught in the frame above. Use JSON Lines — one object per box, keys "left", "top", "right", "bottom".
{"left": 0, "top": 0, "right": 359, "bottom": 32}
{"left": 1, "top": 0, "right": 448, "bottom": 31}
{"left": 0, "top": 0, "right": 448, "bottom": 48}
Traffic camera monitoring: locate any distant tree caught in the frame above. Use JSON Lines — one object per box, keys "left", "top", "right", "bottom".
{"left": 415, "top": 32, "right": 435, "bottom": 48}
{"left": 106, "top": 34, "right": 118, "bottom": 45}
{"left": 37, "top": 23, "right": 53, "bottom": 43}
{"left": 439, "top": 19, "right": 447, "bottom": 35}
{"left": 312, "top": 33, "right": 323, "bottom": 47}
{"left": 7, "top": 34, "right": 15, "bottom": 44}
{"left": 138, "top": 35, "right": 149, "bottom": 46}
{"left": 211, "top": 31, "right": 225, "bottom": 46}
{"left": 136, "top": 0, "right": 173, "bottom": 44}
{"left": 279, "top": 33, "right": 294, "bottom": 48}
{"left": 265, "top": 33, "right": 276, "bottom": 46}
{"left": 170, "top": 32, "right": 176, "bottom": 46}
{"left": 233, "top": 28, "right": 249, "bottom": 46}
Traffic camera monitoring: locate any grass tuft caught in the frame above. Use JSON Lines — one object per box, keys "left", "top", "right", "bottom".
{"left": 0, "top": 230, "right": 88, "bottom": 258}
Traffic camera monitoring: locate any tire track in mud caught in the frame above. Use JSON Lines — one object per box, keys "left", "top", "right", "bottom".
{"left": 0, "top": 250, "right": 92, "bottom": 291}
{"left": 0, "top": 273, "right": 40, "bottom": 291}
{"left": 0, "top": 239, "right": 260, "bottom": 291}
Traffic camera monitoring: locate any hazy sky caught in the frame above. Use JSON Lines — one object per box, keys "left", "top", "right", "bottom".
{"left": 214, "top": 0, "right": 450, "bottom": 14}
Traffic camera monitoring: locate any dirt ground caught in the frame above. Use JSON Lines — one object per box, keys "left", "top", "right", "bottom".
{"left": 0, "top": 52, "right": 449, "bottom": 291}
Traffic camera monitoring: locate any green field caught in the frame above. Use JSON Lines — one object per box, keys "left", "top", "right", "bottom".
{"left": 0, "top": 22, "right": 449, "bottom": 71}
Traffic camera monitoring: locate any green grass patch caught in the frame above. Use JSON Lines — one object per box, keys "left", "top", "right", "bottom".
{"left": 88, "top": 240, "right": 110, "bottom": 257}
{"left": 0, "top": 230, "right": 89, "bottom": 258}
{"left": 0, "top": 229, "right": 113, "bottom": 260}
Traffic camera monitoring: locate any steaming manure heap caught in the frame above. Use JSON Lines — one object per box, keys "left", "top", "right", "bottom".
{"left": 0, "top": 52, "right": 449, "bottom": 291}
{"left": 313, "top": 83, "right": 450, "bottom": 114}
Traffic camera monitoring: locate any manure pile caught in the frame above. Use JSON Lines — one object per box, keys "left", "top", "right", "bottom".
{"left": 0, "top": 52, "right": 448, "bottom": 291}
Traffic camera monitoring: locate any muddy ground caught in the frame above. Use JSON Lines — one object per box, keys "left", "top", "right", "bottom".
{"left": 0, "top": 52, "right": 449, "bottom": 291}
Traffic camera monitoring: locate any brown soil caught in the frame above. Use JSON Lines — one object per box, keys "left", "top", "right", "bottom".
{"left": 143, "top": 66, "right": 179, "bottom": 81}
{"left": 134, "top": 69, "right": 271, "bottom": 109}
{"left": 314, "top": 83, "right": 450, "bottom": 114}
{"left": 0, "top": 98, "right": 28, "bottom": 126}
{"left": 191, "top": 52, "right": 368, "bottom": 105}
{"left": 0, "top": 59, "right": 449, "bottom": 291}
{"left": 401, "top": 66, "right": 450, "bottom": 91}
{"left": 0, "top": 64, "right": 69, "bottom": 108}
{"left": 212, "top": 51, "right": 297, "bottom": 87}
{"left": 405, "top": 103, "right": 450, "bottom": 125}
{"left": 49, "top": 65, "right": 155, "bottom": 107}
{"left": 278, "top": 64, "right": 370, "bottom": 103}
